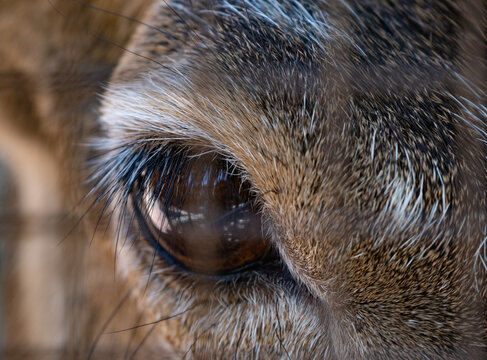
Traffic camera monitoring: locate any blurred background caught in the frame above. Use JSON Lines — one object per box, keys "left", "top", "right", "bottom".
{"left": 0, "top": 1, "right": 158, "bottom": 358}
{"left": 0, "top": 137, "right": 156, "bottom": 359}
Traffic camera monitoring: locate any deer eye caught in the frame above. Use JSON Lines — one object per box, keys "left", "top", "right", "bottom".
{"left": 132, "top": 153, "right": 270, "bottom": 275}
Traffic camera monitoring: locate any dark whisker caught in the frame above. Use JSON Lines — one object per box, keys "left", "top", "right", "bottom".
{"left": 72, "top": 0, "right": 176, "bottom": 39}
{"left": 123, "top": 310, "right": 147, "bottom": 360}
{"left": 274, "top": 297, "right": 291, "bottom": 360}
{"left": 113, "top": 196, "right": 134, "bottom": 277}
{"left": 182, "top": 322, "right": 219, "bottom": 359}
{"left": 128, "top": 322, "right": 158, "bottom": 360}
{"left": 47, "top": 0, "right": 167, "bottom": 69}
{"left": 274, "top": 328, "right": 291, "bottom": 359}
{"left": 89, "top": 31, "right": 167, "bottom": 69}
{"left": 105, "top": 306, "right": 195, "bottom": 334}
{"left": 89, "top": 199, "right": 111, "bottom": 248}
{"left": 56, "top": 196, "right": 100, "bottom": 246}
{"left": 87, "top": 290, "right": 132, "bottom": 360}
{"left": 143, "top": 246, "right": 159, "bottom": 297}
{"left": 121, "top": 203, "right": 138, "bottom": 250}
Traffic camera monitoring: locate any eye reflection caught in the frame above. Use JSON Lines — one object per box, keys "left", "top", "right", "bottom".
{"left": 135, "top": 153, "right": 270, "bottom": 275}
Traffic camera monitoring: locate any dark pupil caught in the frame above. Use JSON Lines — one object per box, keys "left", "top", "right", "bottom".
{"left": 143, "top": 155, "right": 268, "bottom": 274}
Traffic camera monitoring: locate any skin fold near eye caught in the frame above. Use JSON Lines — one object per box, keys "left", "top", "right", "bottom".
{"left": 133, "top": 153, "right": 270, "bottom": 275}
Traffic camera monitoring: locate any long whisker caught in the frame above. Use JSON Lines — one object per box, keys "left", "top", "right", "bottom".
{"left": 128, "top": 322, "right": 158, "bottom": 360}
{"left": 56, "top": 196, "right": 100, "bottom": 246}
{"left": 105, "top": 306, "right": 195, "bottom": 334}
{"left": 113, "top": 199, "right": 129, "bottom": 277}
{"left": 89, "top": 199, "right": 111, "bottom": 247}
{"left": 47, "top": 0, "right": 167, "bottom": 69}
{"left": 123, "top": 311, "right": 146, "bottom": 360}
{"left": 87, "top": 31, "right": 167, "bottom": 69}
{"left": 72, "top": 0, "right": 176, "bottom": 39}
{"left": 183, "top": 322, "right": 219, "bottom": 359}
{"left": 143, "top": 246, "right": 158, "bottom": 297}
{"left": 274, "top": 297, "right": 291, "bottom": 359}
{"left": 87, "top": 290, "right": 133, "bottom": 360}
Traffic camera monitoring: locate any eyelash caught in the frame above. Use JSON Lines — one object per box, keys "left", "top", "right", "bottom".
{"left": 88, "top": 143, "right": 241, "bottom": 260}
{"left": 89, "top": 143, "right": 180, "bottom": 206}
{"left": 85, "top": 141, "right": 174, "bottom": 246}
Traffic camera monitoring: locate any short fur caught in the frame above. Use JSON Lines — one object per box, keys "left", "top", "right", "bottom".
{"left": 0, "top": 0, "right": 486, "bottom": 359}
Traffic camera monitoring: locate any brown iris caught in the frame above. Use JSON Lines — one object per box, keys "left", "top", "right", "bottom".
{"left": 134, "top": 154, "right": 269, "bottom": 275}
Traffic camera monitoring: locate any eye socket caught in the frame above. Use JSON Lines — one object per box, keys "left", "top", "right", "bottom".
{"left": 132, "top": 152, "right": 270, "bottom": 275}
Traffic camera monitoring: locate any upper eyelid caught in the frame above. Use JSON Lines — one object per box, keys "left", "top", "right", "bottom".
{"left": 99, "top": 73, "right": 269, "bottom": 160}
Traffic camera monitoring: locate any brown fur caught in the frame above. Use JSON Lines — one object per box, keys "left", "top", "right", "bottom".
{"left": 1, "top": 0, "right": 486, "bottom": 359}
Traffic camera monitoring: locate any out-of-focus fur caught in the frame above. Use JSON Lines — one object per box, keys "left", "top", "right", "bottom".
{"left": 0, "top": 0, "right": 486, "bottom": 359}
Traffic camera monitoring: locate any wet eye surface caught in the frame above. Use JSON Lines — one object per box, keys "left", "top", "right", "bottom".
{"left": 132, "top": 151, "right": 270, "bottom": 275}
